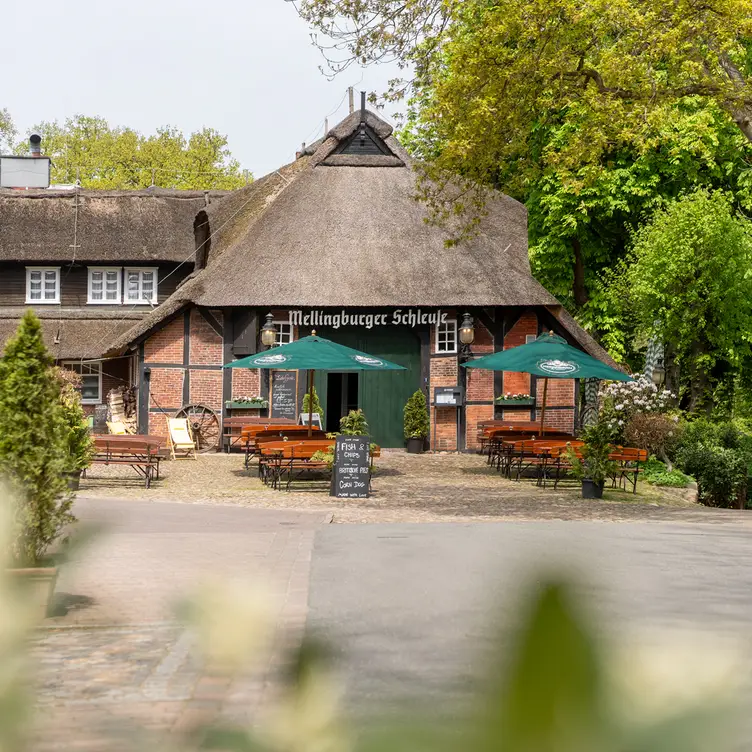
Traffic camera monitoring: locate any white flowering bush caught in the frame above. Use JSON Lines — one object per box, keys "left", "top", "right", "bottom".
{"left": 600, "top": 376, "right": 676, "bottom": 438}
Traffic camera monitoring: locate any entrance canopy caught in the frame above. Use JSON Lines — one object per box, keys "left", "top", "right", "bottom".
{"left": 223, "top": 334, "right": 406, "bottom": 372}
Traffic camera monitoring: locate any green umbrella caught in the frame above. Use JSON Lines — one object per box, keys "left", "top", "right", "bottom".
{"left": 463, "top": 332, "right": 631, "bottom": 434}
{"left": 224, "top": 333, "right": 405, "bottom": 435}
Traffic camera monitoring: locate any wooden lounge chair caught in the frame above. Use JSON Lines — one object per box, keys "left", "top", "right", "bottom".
{"left": 167, "top": 418, "right": 197, "bottom": 460}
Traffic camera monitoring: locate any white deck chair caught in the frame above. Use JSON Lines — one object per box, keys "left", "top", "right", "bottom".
{"left": 167, "top": 418, "right": 197, "bottom": 460}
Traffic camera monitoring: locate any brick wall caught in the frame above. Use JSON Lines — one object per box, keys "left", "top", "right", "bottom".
{"left": 502, "top": 313, "right": 537, "bottom": 395}
{"left": 190, "top": 310, "right": 223, "bottom": 365}
{"left": 534, "top": 377, "right": 575, "bottom": 433}
{"left": 189, "top": 369, "right": 223, "bottom": 411}
{"left": 149, "top": 367, "right": 184, "bottom": 410}
{"left": 466, "top": 404, "right": 494, "bottom": 449}
{"left": 429, "top": 356, "right": 458, "bottom": 450}
{"left": 232, "top": 368, "right": 261, "bottom": 399}
{"left": 144, "top": 317, "right": 184, "bottom": 363}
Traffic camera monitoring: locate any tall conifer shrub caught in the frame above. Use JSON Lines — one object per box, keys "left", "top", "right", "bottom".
{"left": 0, "top": 311, "right": 75, "bottom": 565}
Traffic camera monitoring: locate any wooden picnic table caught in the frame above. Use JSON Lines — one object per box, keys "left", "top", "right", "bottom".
{"left": 222, "top": 416, "right": 295, "bottom": 452}
{"left": 242, "top": 426, "right": 328, "bottom": 467}
{"left": 89, "top": 435, "right": 166, "bottom": 488}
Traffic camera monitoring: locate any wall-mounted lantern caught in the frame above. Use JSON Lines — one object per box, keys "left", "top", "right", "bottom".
{"left": 459, "top": 312, "right": 475, "bottom": 347}
{"left": 260, "top": 313, "right": 277, "bottom": 348}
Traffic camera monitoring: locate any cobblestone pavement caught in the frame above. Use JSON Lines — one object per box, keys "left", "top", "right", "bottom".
{"left": 79, "top": 450, "right": 750, "bottom": 526}
{"left": 30, "top": 500, "right": 329, "bottom": 751}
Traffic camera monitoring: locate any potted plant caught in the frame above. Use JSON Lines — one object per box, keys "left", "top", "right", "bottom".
{"left": 404, "top": 390, "right": 430, "bottom": 453}
{"left": 566, "top": 421, "right": 617, "bottom": 499}
{"left": 56, "top": 367, "right": 95, "bottom": 490}
{"left": 302, "top": 386, "right": 324, "bottom": 423}
{"left": 0, "top": 312, "right": 76, "bottom": 616}
{"left": 340, "top": 409, "right": 368, "bottom": 436}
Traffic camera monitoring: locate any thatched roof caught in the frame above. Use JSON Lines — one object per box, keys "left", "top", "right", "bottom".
{"left": 109, "top": 108, "right": 616, "bottom": 368}
{"left": 0, "top": 308, "right": 142, "bottom": 360}
{"left": 0, "top": 187, "right": 228, "bottom": 264}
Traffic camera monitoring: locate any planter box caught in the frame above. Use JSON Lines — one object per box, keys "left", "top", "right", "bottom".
{"left": 225, "top": 401, "right": 268, "bottom": 410}
{"left": 495, "top": 399, "right": 535, "bottom": 406}
{"left": 406, "top": 437, "right": 426, "bottom": 454}
{"left": 7, "top": 566, "right": 58, "bottom": 619}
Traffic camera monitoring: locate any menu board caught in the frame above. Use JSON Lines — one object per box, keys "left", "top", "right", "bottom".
{"left": 331, "top": 435, "right": 370, "bottom": 498}
{"left": 270, "top": 370, "right": 297, "bottom": 420}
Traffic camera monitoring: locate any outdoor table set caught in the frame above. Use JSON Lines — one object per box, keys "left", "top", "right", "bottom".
{"left": 492, "top": 437, "right": 647, "bottom": 492}
{"left": 86, "top": 435, "right": 167, "bottom": 488}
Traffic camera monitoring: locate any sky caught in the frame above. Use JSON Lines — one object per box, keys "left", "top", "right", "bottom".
{"left": 3, "top": 0, "right": 403, "bottom": 178}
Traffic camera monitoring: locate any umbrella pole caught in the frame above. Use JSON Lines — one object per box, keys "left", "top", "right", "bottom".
{"left": 308, "top": 369, "right": 314, "bottom": 438}
{"left": 539, "top": 377, "right": 548, "bottom": 436}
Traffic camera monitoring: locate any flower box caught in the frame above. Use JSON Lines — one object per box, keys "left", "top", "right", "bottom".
{"left": 495, "top": 398, "right": 535, "bottom": 406}
{"left": 225, "top": 400, "right": 268, "bottom": 409}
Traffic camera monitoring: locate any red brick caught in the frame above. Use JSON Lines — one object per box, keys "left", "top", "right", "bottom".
{"left": 189, "top": 370, "right": 223, "bottom": 411}
{"left": 145, "top": 317, "right": 184, "bottom": 364}
{"left": 189, "top": 310, "right": 223, "bottom": 365}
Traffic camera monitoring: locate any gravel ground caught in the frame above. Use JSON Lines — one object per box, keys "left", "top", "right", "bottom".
{"left": 77, "top": 451, "right": 750, "bottom": 525}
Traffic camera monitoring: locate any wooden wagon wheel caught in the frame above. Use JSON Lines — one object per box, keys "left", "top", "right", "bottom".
{"left": 174, "top": 404, "right": 220, "bottom": 453}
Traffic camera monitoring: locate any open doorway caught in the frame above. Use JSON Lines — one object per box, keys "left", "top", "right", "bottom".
{"left": 326, "top": 372, "right": 359, "bottom": 433}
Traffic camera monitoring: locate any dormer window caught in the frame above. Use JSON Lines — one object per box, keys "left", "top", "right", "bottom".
{"left": 125, "top": 268, "right": 158, "bottom": 304}
{"left": 88, "top": 267, "right": 122, "bottom": 304}
{"left": 26, "top": 267, "right": 60, "bottom": 304}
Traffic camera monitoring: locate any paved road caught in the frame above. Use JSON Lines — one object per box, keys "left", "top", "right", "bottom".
{"left": 308, "top": 521, "right": 752, "bottom": 719}
{"left": 32, "top": 496, "right": 330, "bottom": 750}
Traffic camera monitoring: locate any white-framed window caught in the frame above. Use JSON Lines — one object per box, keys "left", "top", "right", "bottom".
{"left": 87, "top": 267, "right": 122, "bottom": 304}
{"left": 526, "top": 334, "right": 537, "bottom": 344}
{"left": 124, "top": 268, "right": 158, "bottom": 304}
{"left": 436, "top": 319, "right": 458, "bottom": 354}
{"left": 62, "top": 361, "right": 102, "bottom": 404}
{"left": 273, "top": 321, "right": 294, "bottom": 346}
{"left": 25, "top": 267, "right": 60, "bottom": 304}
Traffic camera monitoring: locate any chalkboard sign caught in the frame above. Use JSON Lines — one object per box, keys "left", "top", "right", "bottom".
{"left": 271, "top": 370, "right": 297, "bottom": 420}
{"left": 331, "top": 435, "right": 370, "bottom": 498}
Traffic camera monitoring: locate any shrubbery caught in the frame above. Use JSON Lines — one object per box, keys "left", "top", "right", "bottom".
{"left": 642, "top": 456, "right": 692, "bottom": 488}
{"left": 0, "top": 311, "right": 76, "bottom": 565}
{"left": 340, "top": 409, "right": 368, "bottom": 436}
{"left": 624, "top": 413, "right": 681, "bottom": 466}
{"left": 674, "top": 419, "right": 752, "bottom": 508}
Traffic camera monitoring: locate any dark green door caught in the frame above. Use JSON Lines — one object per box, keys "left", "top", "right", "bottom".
{"left": 312, "top": 327, "right": 421, "bottom": 447}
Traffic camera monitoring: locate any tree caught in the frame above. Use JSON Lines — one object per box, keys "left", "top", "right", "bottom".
{"left": 299, "top": 0, "right": 752, "bottom": 342}
{"left": 613, "top": 190, "right": 752, "bottom": 413}
{"left": 0, "top": 107, "right": 15, "bottom": 153}
{"left": 300, "top": 0, "right": 752, "bottom": 156}
{"left": 0, "top": 311, "right": 75, "bottom": 565}
{"left": 15, "top": 115, "right": 248, "bottom": 190}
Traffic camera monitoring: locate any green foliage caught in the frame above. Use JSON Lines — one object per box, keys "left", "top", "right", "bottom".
{"left": 642, "top": 456, "right": 693, "bottom": 488}
{"left": 615, "top": 190, "right": 752, "bottom": 412}
{"left": 675, "top": 418, "right": 752, "bottom": 506}
{"left": 403, "top": 390, "right": 430, "bottom": 439}
{"left": 0, "top": 312, "right": 75, "bottom": 565}
{"left": 0, "top": 107, "right": 15, "bottom": 152}
{"left": 310, "top": 446, "right": 334, "bottom": 469}
{"left": 678, "top": 444, "right": 748, "bottom": 508}
{"left": 340, "top": 409, "right": 369, "bottom": 436}
{"left": 14, "top": 114, "right": 248, "bottom": 190}
{"left": 302, "top": 385, "right": 324, "bottom": 421}
{"left": 624, "top": 413, "right": 682, "bottom": 465}
{"left": 55, "top": 368, "right": 95, "bottom": 473}
{"left": 567, "top": 421, "right": 617, "bottom": 485}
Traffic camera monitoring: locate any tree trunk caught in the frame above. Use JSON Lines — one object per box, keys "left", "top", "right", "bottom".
{"left": 717, "top": 54, "right": 752, "bottom": 144}
{"left": 572, "top": 238, "right": 588, "bottom": 307}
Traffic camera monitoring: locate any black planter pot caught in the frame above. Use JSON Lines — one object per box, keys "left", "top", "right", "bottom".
{"left": 406, "top": 437, "right": 425, "bottom": 454}
{"left": 581, "top": 479, "right": 604, "bottom": 499}
{"left": 64, "top": 471, "right": 81, "bottom": 491}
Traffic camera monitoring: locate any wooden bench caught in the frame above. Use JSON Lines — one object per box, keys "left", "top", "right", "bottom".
{"left": 88, "top": 436, "right": 163, "bottom": 488}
